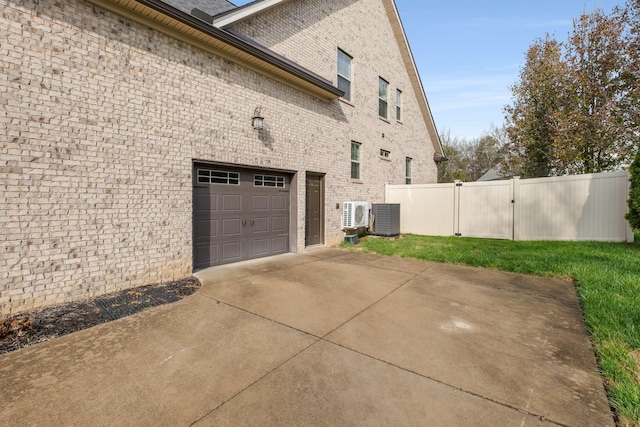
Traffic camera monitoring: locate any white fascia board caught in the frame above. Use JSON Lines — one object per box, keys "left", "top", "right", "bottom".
{"left": 213, "top": 0, "right": 290, "bottom": 28}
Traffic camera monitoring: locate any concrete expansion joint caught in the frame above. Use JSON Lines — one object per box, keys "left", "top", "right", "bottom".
{"left": 322, "top": 339, "right": 569, "bottom": 427}
{"left": 188, "top": 339, "right": 324, "bottom": 427}
{"left": 190, "top": 271, "right": 426, "bottom": 425}
{"left": 206, "top": 286, "right": 570, "bottom": 427}
{"left": 189, "top": 290, "right": 333, "bottom": 426}
{"left": 319, "top": 274, "right": 417, "bottom": 340}
{"left": 198, "top": 292, "right": 324, "bottom": 340}
{"left": 305, "top": 251, "right": 347, "bottom": 260}
{"left": 191, "top": 263, "right": 582, "bottom": 427}
{"left": 380, "top": 263, "right": 433, "bottom": 276}
{"left": 1, "top": 250, "right": 609, "bottom": 425}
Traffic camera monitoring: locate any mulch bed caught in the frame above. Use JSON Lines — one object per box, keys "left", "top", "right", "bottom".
{"left": 0, "top": 277, "right": 200, "bottom": 355}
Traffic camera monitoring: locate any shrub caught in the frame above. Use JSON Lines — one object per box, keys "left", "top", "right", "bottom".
{"left": 626, "top": 149, "right": 640, "bottom": 232}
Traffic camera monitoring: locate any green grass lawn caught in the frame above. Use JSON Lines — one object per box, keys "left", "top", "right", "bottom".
{"left": 351, "top": 234, "right": 640, "bottom": 425}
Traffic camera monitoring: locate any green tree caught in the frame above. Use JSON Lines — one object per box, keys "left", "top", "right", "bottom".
{"left": 557, "top": 10, "right": 634, "bottom": 174}
{"left": 626, "top": 149, "right": 640, "bottom": 231}
{"left": 623, "top": 0, "right": 640, "bottom": 136}
{"left": 502, "top": 36, "right": 567, "bottom": 177}
{"left": 503, "top": 7, "right": 638, "bottom": 177}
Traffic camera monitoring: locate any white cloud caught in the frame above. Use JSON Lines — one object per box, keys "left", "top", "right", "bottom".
{"left": 523, "top": 19, "right": 572, "bottom": 29}
{"left": 430, "top": 17, "right": 572, "bottom": 31}
{"left": 484, "top": 63, "right": 522, "bottom": 72}
{"left": 433, "top": 93, "right": 512, "bottom": 111}
{"left": 426, "top": 75, "right": 513, "bottom": 93}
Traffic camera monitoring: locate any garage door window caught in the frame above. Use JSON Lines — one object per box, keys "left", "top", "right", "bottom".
{"left": 197, "top": 169, "right": 240, "bottom": 185}
{"left": 254, "top": 175, "right": 285, "bottom": 188}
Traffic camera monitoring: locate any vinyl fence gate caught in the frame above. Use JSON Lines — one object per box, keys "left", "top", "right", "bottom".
{"left": 385, "top": 171, "right": 633, "bottom": 242}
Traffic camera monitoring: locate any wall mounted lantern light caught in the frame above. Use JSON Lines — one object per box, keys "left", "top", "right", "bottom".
{"left": 252, "top": 107, "right": 264, "bottom": 130}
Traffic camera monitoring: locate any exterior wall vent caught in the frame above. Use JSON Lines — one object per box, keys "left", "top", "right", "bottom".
{"left": 372, "top": 203, "right": 400, "bottom": 236}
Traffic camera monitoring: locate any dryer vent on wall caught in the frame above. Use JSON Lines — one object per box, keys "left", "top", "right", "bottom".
{"left": 342, "top": 201, "right": 369, "bottom": 228}
{"left": 372, "top": 203, "right": 400, "bottom": 236}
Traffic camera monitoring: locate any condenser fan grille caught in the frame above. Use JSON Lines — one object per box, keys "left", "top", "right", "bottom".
{"left": 342, "top": 202, "right": 370, "bottom": 228}
{"left": 355, "top": 205, "right": 365, "bottom": 224}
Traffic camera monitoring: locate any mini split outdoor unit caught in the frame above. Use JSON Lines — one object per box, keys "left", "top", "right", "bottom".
{"left": 342, "top": 201, "right": 370, "bottom": 228}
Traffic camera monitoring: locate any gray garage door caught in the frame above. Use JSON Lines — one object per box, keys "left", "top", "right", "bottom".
{"left": 193, "top": 166, "right": 290, "bottom": 269}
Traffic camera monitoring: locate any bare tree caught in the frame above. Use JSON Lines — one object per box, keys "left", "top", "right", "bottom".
{"left": 438, "top": 130, "right": 502, "bottom": 183}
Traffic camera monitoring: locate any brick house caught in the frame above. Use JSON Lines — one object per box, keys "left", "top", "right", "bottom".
{"left": 1, "top": 0, "right": 444, "bottom": 314}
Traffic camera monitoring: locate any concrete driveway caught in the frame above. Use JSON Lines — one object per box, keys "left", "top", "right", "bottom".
{"left": 0, "top": 249, "right": 613, "bottom": 426}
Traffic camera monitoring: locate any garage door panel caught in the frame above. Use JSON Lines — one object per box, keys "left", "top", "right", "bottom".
{"left": 272, "top": 216, "right": 287, "bottom": 232}
{"left": 194, "top": 244, "right": 218, "bottom": 269}
{"left": 222, "top": 218, "right": 242, "bottom": 236}
{"left": 252, "top": 217, "right": 270, "bottom": 233}
{"left": 252, "top": 239, "right": 270, "bottom": 256}
{"left": 222, "top": 242, "right": 242, "bottom": 261}
{"left": 272, "top": 195, "right": 287, "bottom": 210}
{"left": 194, "top": 219, "right": 218, "bottom": 238}
{"left": 271, "top": 237, "right": 287, "bottom": 252}
{"left": 193, "top": 166, "right": 290, "bottom": 269}
{"left": 222, "top": 194, "right": 242, "bottom": 211}
{"left": 193, "top": 191, "right": 217, "bottom": 219}
{"left": 252, "top": 195, "right": 269, "bottom": 211}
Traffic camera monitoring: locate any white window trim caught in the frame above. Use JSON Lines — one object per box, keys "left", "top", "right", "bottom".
{"left": 337, "top": 49, "right": 352, "bottom": 102}
{"left": 254, "top": 174, "right": 285, "bottom": 188}
{"left": 351, "top": 141, "right": 361, "bottom": 180}
{"left": 379, "top": 77, "right": 389, "bottom": 119}
{"left": 197, "top": 169, "right": 240, "bottom": 185}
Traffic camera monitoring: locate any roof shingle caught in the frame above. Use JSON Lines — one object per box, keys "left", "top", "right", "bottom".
{"left": 162, "top": 0, "right": 236, "bottom": 17}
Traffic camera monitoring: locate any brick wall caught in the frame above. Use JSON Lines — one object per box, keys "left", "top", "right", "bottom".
{"left": 0, "top": 0, "right": 438, "bottom": 314}
{"left": 230, "top": 0, "right": 438, "bottom": 186}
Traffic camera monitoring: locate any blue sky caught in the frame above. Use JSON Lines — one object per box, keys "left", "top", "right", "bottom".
{"left": 232, "top": 0, "right": 624, "bottom": 139}
{"left": 394, "top": 0, "right": 623, "bottom": 139}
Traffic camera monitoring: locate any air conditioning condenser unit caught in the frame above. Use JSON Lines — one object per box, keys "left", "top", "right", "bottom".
{"left": 342, "top": 201, "right": 369, "bottom": 228}
{"left": 372, "top": 203, "right": 400, "bottom": 236}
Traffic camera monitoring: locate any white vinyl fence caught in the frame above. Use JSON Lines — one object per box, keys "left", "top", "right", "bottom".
{"left": 386, "top": 170, "right": 633, "bottom": 242}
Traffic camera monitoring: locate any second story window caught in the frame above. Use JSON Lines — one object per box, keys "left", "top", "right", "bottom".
{"left": 351, "top": 141, "right": 361, "bottom": 180}
{"left": 396, "top": 89, "right": 402, "bottom": 121}
{"left": 379, "top": 77, "right": 388, "bottom": 119}
{"left": 337, "top": 49, "right": 352, "bottom": 101}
